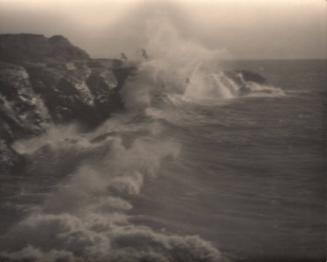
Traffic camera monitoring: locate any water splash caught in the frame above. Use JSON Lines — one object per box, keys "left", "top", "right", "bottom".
{"left": 121, "top": 17, "right": 283, "bottom": 112}
{"left": 1, "top": 110, "right": 225, "bottom": 261}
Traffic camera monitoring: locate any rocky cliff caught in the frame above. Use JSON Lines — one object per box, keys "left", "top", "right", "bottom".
{"left": 0, "top": 34, "right": 89, "bottom": 62}
{"left": 0, "top": 34, "right": 134, "bottom": 173}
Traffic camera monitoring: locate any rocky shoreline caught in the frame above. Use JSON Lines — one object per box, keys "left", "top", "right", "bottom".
{"left": 0, "top": 33, "right": 274, "bottom": 174}
{"left": 0, "top": 34, "right": 134, "bottom": 173}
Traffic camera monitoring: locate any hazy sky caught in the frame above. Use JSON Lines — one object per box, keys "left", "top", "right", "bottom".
{"left": 0, "top": 0, "right": 326, "bottom": 59}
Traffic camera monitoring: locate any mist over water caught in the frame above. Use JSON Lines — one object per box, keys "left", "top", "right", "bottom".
{"left": 2, "top": 108, "right": 225, "bottom": 262}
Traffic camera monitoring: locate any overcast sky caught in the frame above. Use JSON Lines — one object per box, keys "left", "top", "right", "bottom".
{"left": 0, "top": 0, "right": 326, "bottom": 59}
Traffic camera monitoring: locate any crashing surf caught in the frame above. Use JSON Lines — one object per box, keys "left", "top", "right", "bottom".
{"left": 0, "top": 17, "right": 285, "bottom": 262}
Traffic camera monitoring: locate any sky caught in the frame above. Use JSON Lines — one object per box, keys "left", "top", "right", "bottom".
{"left": 0, "top": 0, "right": 326, "bottom": 59}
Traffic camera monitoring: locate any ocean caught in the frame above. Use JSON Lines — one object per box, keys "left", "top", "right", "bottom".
{"left": 0, "top": 59, "right": 326, "bottom": 262}
{"left": 129, "top": 59, "right": 327, "bottom": 261}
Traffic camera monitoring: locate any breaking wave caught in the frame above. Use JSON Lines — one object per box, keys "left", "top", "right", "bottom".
{"left": 121, "top": 17, "right": 283, "bottom": 115}
{"left": 1, "top": 119, "right": 225, "bottom": 262}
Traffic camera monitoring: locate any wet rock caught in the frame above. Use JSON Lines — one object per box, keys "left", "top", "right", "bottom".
{"left": 0, "top": 62, "right": 49, "bottom": 140}
{"left": 225, "top": 70, "right": 268, "bottom": 95}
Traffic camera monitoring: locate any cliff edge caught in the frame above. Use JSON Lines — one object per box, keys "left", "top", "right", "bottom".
{"left": 0, "top": 34, "right": 89, "bottom": 62}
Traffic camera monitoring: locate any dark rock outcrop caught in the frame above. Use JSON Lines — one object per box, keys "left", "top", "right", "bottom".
{"left": 225, "top": 70, "right": 268, "bottom": 95}
{"left": 0, "top": 62, "right": 48, "bottom": 141}
{"left": 0, "top": 34, "right": 134, "bottom": 173}
{"left": 24, "top": 61, "right": 119, "bottom": 125}
{"left": 0, "top": 34, "right": 89, "bottom": 63}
